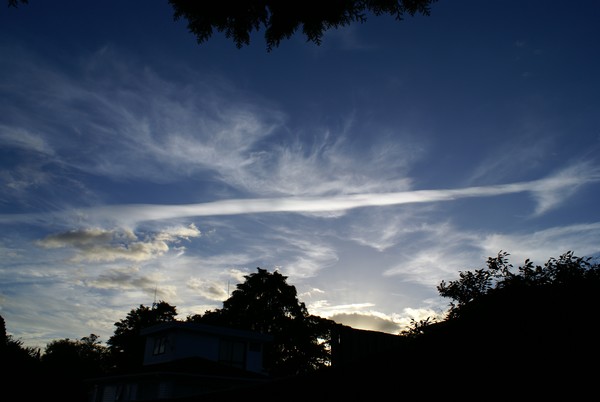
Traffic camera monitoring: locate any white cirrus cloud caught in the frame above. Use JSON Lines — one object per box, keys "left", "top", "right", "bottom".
{"left": 2, "top": 161, "right": 598, "bottom": 230}
{"left": 480, "top": 222, "right": 600, "bottom": 266}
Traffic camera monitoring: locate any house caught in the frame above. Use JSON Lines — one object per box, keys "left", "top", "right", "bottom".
{"left": 88, "top": 322, "right": 273, "bottom": 402}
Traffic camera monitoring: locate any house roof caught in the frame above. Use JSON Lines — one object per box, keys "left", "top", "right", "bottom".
{"left": 140, "top": 321, "right": 273, "bottom": 343}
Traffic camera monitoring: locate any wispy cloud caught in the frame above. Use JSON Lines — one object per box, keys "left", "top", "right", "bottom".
{"left": 528, "top": 161, "right": 599, "bottom": 215}
{"left": 265, "top": 228, "right": 339, "bottom": 278}
{"left": 234, "top": 131, "right": 416, "bottom": 197}
{"left": 1, "top": 45, "right": 284, "bottom": 184}
{"left": 0, "top": 126, "right": 55, "bottom": 156}
{"left": 383, "top": 220, "right": 600, "bottom": 289}
{"left": 382, "top": 221, "right": 481, "bottom": 285}
{"left": 480, "top": 222, "right": 600, "bottom": 265}
{"left": 84, "top": 265, "right": 177, "bottom": 301}
{"left": 345, "top": 208, "right": 436, "bottom": 252}
{"left": 2, "top": 45, "right": 421, "bottom": 205}
{"left": 2, "top": 162, "right": 597, "bottom": 229}
{"left": 186, "top": 277, "right": 229, "bottom": 302}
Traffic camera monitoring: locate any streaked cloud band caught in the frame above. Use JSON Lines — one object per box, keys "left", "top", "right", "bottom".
{"left": 3, "top": 165, "right": 595, "bottom": 227}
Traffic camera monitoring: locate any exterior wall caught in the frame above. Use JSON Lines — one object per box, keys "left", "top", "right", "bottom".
{"left": 141, "top": 323, "right": 270, "bottom": 374}
{"left": 144, "top": 329, "right": 219, "bottom": 365}
{"left": 90, "top": 323, "right": 273, "bottom": 402}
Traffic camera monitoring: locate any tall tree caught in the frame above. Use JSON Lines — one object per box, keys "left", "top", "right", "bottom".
{"left": 107, "top": 301, "right": 178, "bottom": 371}
{"left": 0, "top": 315, "right": 44, "bottom": 400}
{"left": 188, "top": 268, "right": 335, "bottom": 376}
{"left": 0, "top": 314, "right": 40, "bottom": 363}
{"left": 169, "top": 0, "right": 437, "bottom": 51}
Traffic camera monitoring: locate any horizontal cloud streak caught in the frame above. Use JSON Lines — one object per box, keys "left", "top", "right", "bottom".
{"left": 74, "top": 167, "right": 600, "bottom": 224}
{"left": 2, "top": 166, "right": 598, "bottom": 227}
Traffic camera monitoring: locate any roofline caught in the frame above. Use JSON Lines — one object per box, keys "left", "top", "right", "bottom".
{"left": 140, "top": 321, "right": 273, "bottom": 342}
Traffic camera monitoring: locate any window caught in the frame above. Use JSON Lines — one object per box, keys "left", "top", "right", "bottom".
{"left": 153, "top": 335, "right": 168, "bottom": 355}
{"left": 218, "top": 339, "right": 246, "bottom": 369}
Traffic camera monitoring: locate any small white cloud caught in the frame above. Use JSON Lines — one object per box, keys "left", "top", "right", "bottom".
{"left": 155, "top": 223, "right": 202, "bottom": 242}
{"left": 299, "top": 287, "right": 326, "bottom": 299}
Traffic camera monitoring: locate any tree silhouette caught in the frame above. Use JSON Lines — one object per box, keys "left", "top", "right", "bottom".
{"left": 0, "top": 314, "right": 46, "bottom": 399}
{"left": 40, "top": 334, "right": 109, "bottom": 402}
{"left": 0, "top": 313, "right": 40, "bottom": 364}
{"left": 169, "top": 0, "right": 437, "bottom": 51}
{"left": 7, "top": 0, "right": 27, "bottom": 7}
{"left": 402, "top": 250, "right": 600, "bottom": 397}
{"left": 436, "top": 250, "right": 513, "bottom": 319}
{"left": 107, "top": 301, "right": 178, "bottom": 371}
{"left": 43, "top": 334, "right": 109, "bottom": 376}
{"left": 188, "top": 268, "right": 335, "bottom": 376}
{"left": 6, "top": 1, "right": 437, "bottom": 50}
{"left": 436, "top": 250, "right": 600, "bottom": 322}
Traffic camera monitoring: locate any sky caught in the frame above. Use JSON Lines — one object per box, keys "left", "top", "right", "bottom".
{"left": 1, "top": 1, "right": 600, "bottom": 350}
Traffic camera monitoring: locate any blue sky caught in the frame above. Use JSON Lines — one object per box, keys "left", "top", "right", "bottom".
{"left": 1, "top": 1, "right": 600, "bottom": 349}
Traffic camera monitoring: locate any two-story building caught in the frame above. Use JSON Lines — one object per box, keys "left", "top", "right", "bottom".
{"left": 88, "top": 322, "right": 273, "bottom": 401}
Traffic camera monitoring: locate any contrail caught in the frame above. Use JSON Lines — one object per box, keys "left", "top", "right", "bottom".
{"left": 1, "top": 166, "right": 597, "bottom": 227}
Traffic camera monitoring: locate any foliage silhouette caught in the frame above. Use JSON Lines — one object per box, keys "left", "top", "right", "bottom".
{"left": 2, "top": 250, "right": 599, "bottom": 400}
{"left": 1, "top": 314, "right": 46, "bottom": 400}
{"left": 0, "top": 314, "right": 39, "bottom": 362}
{"left": 6, "top": 1, "right": 437, "bottom": 51}
{"left": 187, "top": 267, "right": 335, "bottom": 377}
{"left": 107, "top": 300, "right": 178, "bottom": 371}
{"left": 168, "top": 0, "right": 438, "bottom": 51}
{"left": 37, "top": 334, "right": 110, "bottom": 402}
{"left": 436, "top": 250, "right": 600, "bottom": 321}
{"left": 206, "top": 251, "right": 600, "bottom": 400}
{"left": 407, "top": 250, "right": 600, "bottom": 397}
{"left": 7, "top": 0, "right": 27, "bottom": 7}
{"left": 43, "top": 334, "right": 109, "bottom": 376}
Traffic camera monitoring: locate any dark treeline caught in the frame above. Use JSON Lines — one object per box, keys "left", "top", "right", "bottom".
{"left": 2, "top": 250, "right": 600, "bottom": 400}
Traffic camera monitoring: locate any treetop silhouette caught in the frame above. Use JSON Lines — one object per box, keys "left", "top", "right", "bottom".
{"left": 107, "top": 301, "right": 178, "bottom": 371}
{"left": 6, "top": 1, "right": 438, "bottom": 51}
{"left": 168, "top": 0, "right": 438, "bottom": 51}
{"left": 188, "top": 268, "right": 335, "bottom": 376}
